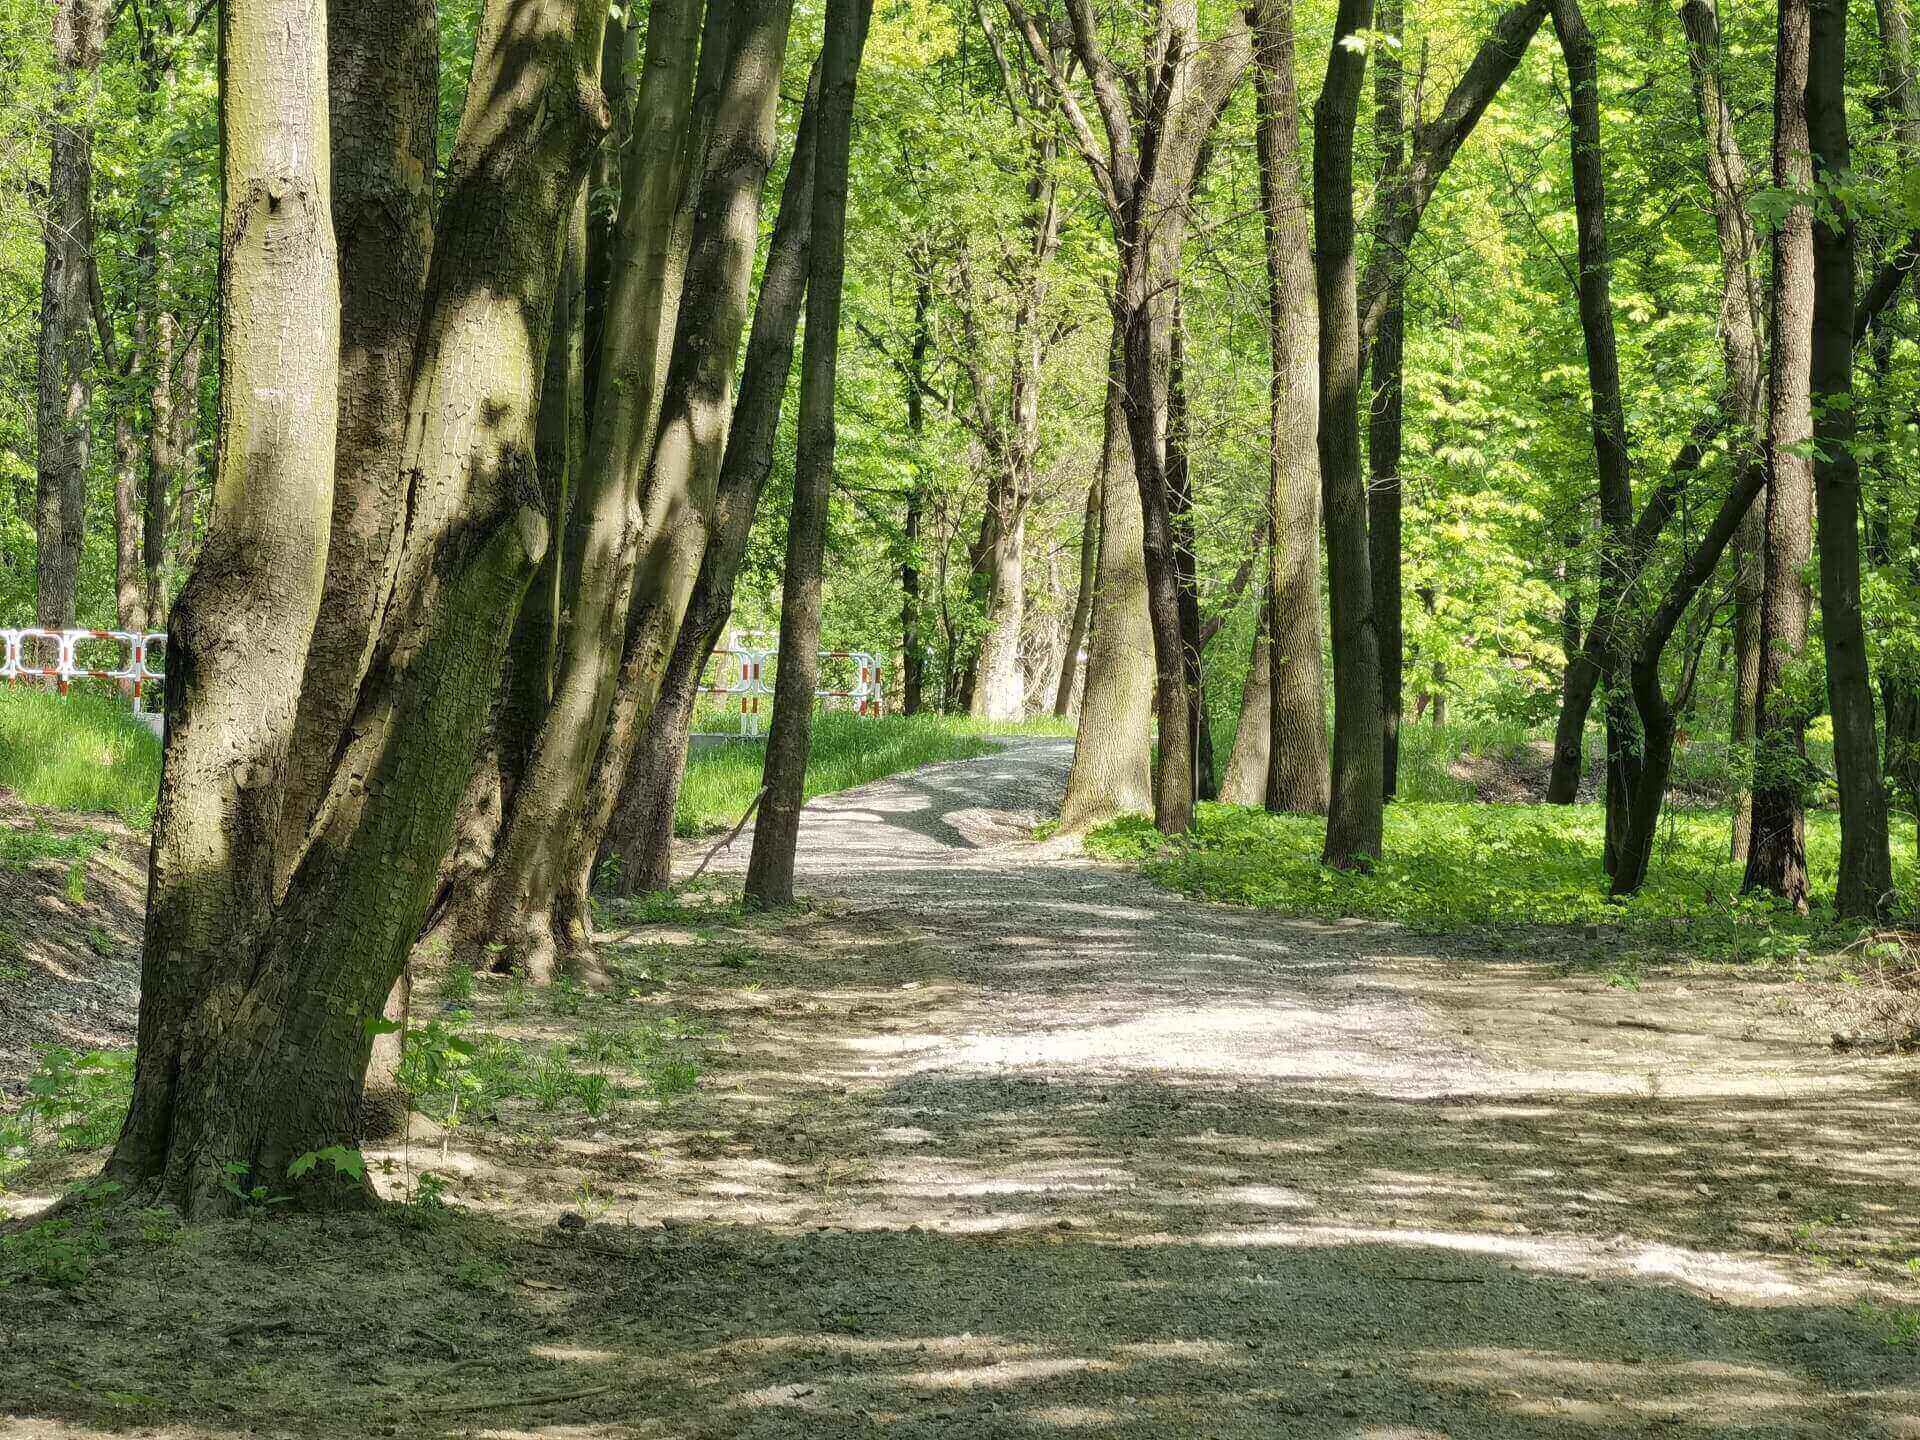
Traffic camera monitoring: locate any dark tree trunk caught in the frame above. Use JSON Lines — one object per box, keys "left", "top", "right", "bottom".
{"left": 604, "top": 62, "right": 821, "bottom": 894}
{"left": 1254, "top": 0, "right": 1329, "bottom": 816}
{"left": 1167, "top": 301, "right": 1212, "bottom": 802}
{"left": 1744, "top": 0, "right": 1816, "bottom": 908}
{"left": 1315, "top": 0, "right": 1383, "bottom": 867}
{"left": 1368, "top": 0, "right": 1406, "bottom": 802}
{"left": 1806, "top": 0, "right": 1894, "bottom": 919}
{"left": 902, "top": 265, "right": 932, "bottom": 716}
{"left": 744, "top": 0, "right": 871, "bottom": 907}
{"left": 1053, "top": 470, "right": 1099, "bottom": 719}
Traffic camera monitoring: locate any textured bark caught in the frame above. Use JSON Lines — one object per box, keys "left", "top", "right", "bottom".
{"left": 1167, "top": 306, "right": 1212, "bottom": 801}
{"left": 278, "top": 0, "right": 440, "bottom": 875}
{"left": 1052, "top": 471, "right": 1100, "bottom": 718}
{"left": 112, "top": 408, "right": 145, "bottom": 632}
{"left": 745, "top": 0, "right": 870, "bottom": 907}
{"left": 112, "top": 0, "right": 342, "bottom": 1207}
{"left": 1218, "top": 579, "right": 1272, "bottom": 806}
{"left": 1255, "top": 0, "right": 1329, "bottom": 816}
{"left": 1059, "top": 321, "right": 1154, "bottom": 830}
{"left": 1368, "top": 0, "right": 1406, "bottom": 801}
{"left": 35, "top": 1, "right": 109, "bottom": 629}
{"left": 903, "top": 264, "right": 932, "bottom": 716}
{"left": 1806, "top": 0, "right": 1893, "bottom": 919}
{"left": 1680, "top": 0, "right": 1767, "bottom": 862}
{"left": 1548, "top": 0, "right": 1638, "bottom": 878}
{"left": 108, "top": 0, "right": 609, "bottom": 1215}
{"left": 1744, "top": 0, "right": 1816, "bottom": 907}
{"left": 1315, "top": 0, "right": 1382, "bottom": 867}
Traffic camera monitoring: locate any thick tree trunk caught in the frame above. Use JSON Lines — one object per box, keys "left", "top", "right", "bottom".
{"left": 1059, "top": 320, "right": 1154, "bottom": 830}
{"left": 744, "top": 0, "right": 870, "bottom": 907}
{"left": 602, "top": 57, "right": 821, "bottom": 894}
{"left": 1315, "top": 0, "right": 1382, "bottom": 866}
{"left": 1681, "top": 0, "right": 1768, "bottom": 861}
{"left": 278, "top": 0, "right": 440, "bottom": 871}
{"left": 1550, "top": 0, "right": 1638, "bottom": 877}
{"left": 1255, "top": 0, "right": 1329, "bottom": 816}
{"left": 1806, "top": 0, "right": 1893, "bottom": 919}
{"left": 34, "top": 1, "right": 109, "bottom": 630}
{"left": 1368, "top": 0, "right": 1406, "bottom": 801}
{"left": 971, "top": 488, "right": 1029, "bottom": 723}
{"left": 1744, "top": 0, "right": 1816, "bottom": 908}
{"left": 1218, "top": 587, "right": 1272, "bottom": 806}
{"left": 108, "top": 0, "right": 609, "bottom": 1216}
{"left": 1052, "top": 471, "right": 1099, "bottom": 718}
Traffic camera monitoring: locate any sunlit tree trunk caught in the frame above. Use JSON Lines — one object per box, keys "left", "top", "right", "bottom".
{"left": 107, "top": 0, "right": 609, "bottom": 1216}
{"left": 1053, "top": 472, "right": 1100, "bottom": 719}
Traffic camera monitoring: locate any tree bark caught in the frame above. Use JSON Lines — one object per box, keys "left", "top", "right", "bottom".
{"left": 1744, "top": 0, "right": 1816, "bottom": 908}
{"left": 1806, "top": 0, "right": 1893, "bottom": 918}
{"left": 1218, "top": 574, "right": 1272, "bottom": 806}
{"left": 1167, "top": 302, "right": 1212, "bottom": 801}
{"left": 902, "top": 263, "right": 932, "bottom": 716}
{"left": 1053, "top": 470, "right": 1100, "bottom": 719}
{"left": 1315, "top": 0, "right": 1383, "bottom": 867}
{"left": 1255, "top": 0, "right": 1329, "bottom": 816}
{"left": 1059, "top": 318, "right": 1154, "bottom": 830}
{"left": 1679, "top": 0, "right": 1767, "bottom": 861}
{"left": 603, "top": 57, "right": 821, "bottom": 895}
{"left": 278, "top": 0, "right": 440, "bottom": 873}
{"left": 1368, "top": 0, "right": 1406, "bottom": 801}
{"left": 35, "top": 0, "right": 110, "bottom": 630}
{"left": 108, "top": 0, "right": 609, "bottom": 1215}
{"left": 745, "top": 0, "right": 871, "bottom": 907}
{"left": 1548, "top": 0, "right": 1638, "bottom": 878}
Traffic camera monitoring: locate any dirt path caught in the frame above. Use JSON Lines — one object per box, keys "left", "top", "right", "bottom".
{"left": 5, "top": 740, "right": 1918, "bottom": 1438}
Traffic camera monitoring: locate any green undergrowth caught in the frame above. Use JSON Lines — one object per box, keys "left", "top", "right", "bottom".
{"left": 1088, "top": 800, "right": 1914, "bottom": 963}
{"left": 675, "top": 709, "right": 1063, "bottom": 836}
{"left": 0, "top": 685, "right": 160, "bottom": 825}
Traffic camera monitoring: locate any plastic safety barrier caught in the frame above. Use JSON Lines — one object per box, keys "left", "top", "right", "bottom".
{"left": 1, "top": 627, "right": 167, "bottom": 700}
{"left": 696, "top": 633, "right": 887, "bottom": 736}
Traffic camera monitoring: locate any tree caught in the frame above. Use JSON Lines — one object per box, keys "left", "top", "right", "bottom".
{"left": 1806, "top": 0, "right": 1893, "bottom": 918}
{"left": 108, "top": 0, "right": 610, "bottom": 1214}
{"left": 1367, "top": 0, "right": 1406, "bottom": 799}
{"left": 1315, "top": 0, "right": 1383, "bottom": 867}
{"left": 34, "top": 0, "right": 110, "bottom": 630}
{"left": 744, "top": 0, "right": 873, "bottom": 907}
{"left": 1743, "top": 0, "right": 1816, "bottom": 908}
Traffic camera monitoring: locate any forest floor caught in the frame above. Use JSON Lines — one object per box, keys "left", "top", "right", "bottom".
{"left": 4, "top": 739, "right": 1920, "bottom": 1437}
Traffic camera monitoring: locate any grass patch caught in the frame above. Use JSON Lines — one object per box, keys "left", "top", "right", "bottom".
{"left": 0, "top": 686, "right": 160, "bottom": 825}
{"left": 1088, "top": 800, "right": 1915, "bottom": 962}
{"left": 675, "top": 710, "right": 1060, "bottom": 836}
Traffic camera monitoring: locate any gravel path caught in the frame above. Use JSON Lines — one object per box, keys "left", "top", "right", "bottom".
{"left": 667, "top": 739, "right": 1920, "bottom": 1437}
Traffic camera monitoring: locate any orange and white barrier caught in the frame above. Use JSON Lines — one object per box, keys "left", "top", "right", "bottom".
{"left": 697, "top": 633, "right": 887, "bottom": 736}
{"left": 2, "top": 627, "right": 167, "bottom": 699}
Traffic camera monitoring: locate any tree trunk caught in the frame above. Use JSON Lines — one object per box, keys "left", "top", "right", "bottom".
{"left": 278, "top": 0, "right": 440, "bottom": 871}
{"left": 1255, "top": 0, "right": 1330, "bottom": 816}
{"left": 1315, "top": 0, "right": 1383, "bottom": 867}
{"left": 112, "top": 408, "right": 145, "bottom": 633}
{"left": 35, "top": 1, "right": 109, "bottom": 630}
{"left": 1368, "top": 0, "right": 1406, "bottom": 802}
{"left": 744, "top": 0, "right": 870, "bottom": 907}
{"left": 1053, "top": 471, "right": 1100, "bottom": 718}
{"left": 107, "top": 0, "right": 610, "bottom": 1216}
{"left": 1680, "top": 0, "right": 1767, "bottom": 860}
{"left": 1744, "top": 0, "right": 1816, "bottom": 908}
{"left": 1219, "top": 584, "right": 1272, "bottom": 806}
{"left": 1550, "top": 0, "right": 1638, "bottom": 877}
{"left": 1806, "top": 0, "right": 1893, "bottom": 919}
{"left": 902, "top": 267, "right": 932, "bottom": 716}
{"left": 1059, "top": 319, "right": 1155, "bottom": 830}
{"left": 603, "top": 57, "right": 821, "bottom": 894}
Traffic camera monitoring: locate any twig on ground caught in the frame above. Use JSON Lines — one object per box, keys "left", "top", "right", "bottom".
{"left": 413, "top": 1383, "right": 616, "bottom": 1416}
{"left": 684, "top": 787, "right": 767, "bottom": 888}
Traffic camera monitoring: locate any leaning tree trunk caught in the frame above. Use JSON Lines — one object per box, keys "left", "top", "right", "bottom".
{"left": 743, "top": 0, "right": 869, "bottom": 907}
{"left": 1218, "top": 574, "right": 1272, "bottom": 806}
{"left": 107, "top": 0, "right": 610, "bottom": 1216}
{"left": 1059, "top": 319, "right": 1155, "bottom": 830}
{"left": 603, "top": 59, "right": 820, "bottom": 894}
{"left": 34, "top": 0, "right": 109, "bottom": 630}
{"left": 1806, "top": 0, "right": 1893, "bottom": 919}
{"left": 278, "top": 0, "right": 440, "bottom": 872}
{"left": 1255, "top": 0, "right": 1330, "bottom": 816}
{"left": 1367, "top": 0, "right": 1406, "bottom": 801}
{"left": 1315, "top": 0, "right": 1383, "bottom": 867}
{"left": 1744, "top": 0, "right": 1817, "bottom": 908}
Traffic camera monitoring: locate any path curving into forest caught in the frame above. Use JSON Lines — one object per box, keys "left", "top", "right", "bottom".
{"left": 660, "top": 738, "right": 1920, "bottom": 1437}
